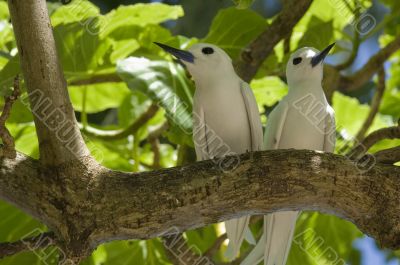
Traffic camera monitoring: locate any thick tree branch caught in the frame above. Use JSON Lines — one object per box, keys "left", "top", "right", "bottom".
{"left": 1, "top": 149, "right": 399, "bottom": 261}
{"left": 81, "top": 103, "right": 159, "bottom": 140}
{"left": 355, "top": 67, "right": 386, "bottom": 141}
{"left": 8, "top": 0, "right": 89, "bottom": 166}
{"left": 340, "top": 35, "right": 400, "bottom": 91}
{"left": 0, "top": 76, "right": 20, "bottom": 159}
{"left": 234, "top": 0, "right": 313, "bottom": 82}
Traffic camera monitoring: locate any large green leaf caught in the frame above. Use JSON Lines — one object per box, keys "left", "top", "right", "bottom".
{"left": 51, "top": 0, "right": 100, "bottom": 26}
{"left": 68, "top": 83, "right": 131, "bottom": 113}
{"left": 0, "top": 201, "right": 54, "bottom": 265}
{"left": 53, "top": 19, "right": 112, "bottom": 78}
{"left": 0, "top": 56, "right": 20, "bottom": 94}
{"left": 117, "top": 57, "right": 194, "bottom": 146}
{"left": 333, "top": 92, "right": 388, "bottom": 137}
{"left": 288, "top": 212, "right": 362, "bottom": 265}
{"left": 202, "top": 7, "right": 267, "bottom": 59}
{"left": 380, "top": 54, "right": 400, "bottom": 119}
{"left": 250, "top": 76, "right": 288, "bottom": 123}
{"left": 232, "top": 0, "right": 255, "bottom": 9}
{"left": 7, "top": 123, "right": 39, "bottom": 159}
{"left": 297, "top": 15, "right": 334, "bottom": 50}
{"left": 101, "top": 3, "right": 184, "bottom": 38}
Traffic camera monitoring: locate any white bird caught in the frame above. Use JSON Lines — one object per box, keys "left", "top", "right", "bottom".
{"left": 241, "top": 43, "right": 336, "bottom": 265}
{"left": 155, "top": 42, "right": 263, "bottom": 260}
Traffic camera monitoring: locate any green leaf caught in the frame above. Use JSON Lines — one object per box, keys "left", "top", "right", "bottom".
{"left": 68, "top": 83, "right": 131, "bottom": 113}
{"left": 8, "top": 97, "right": 34, "bottom": 124}
{"left": 251, "top": 76, "right": 288, "bottom": 108}
{"left": 53, "top": 19, "right": 112, "bottom": 78}
{"left": 117, "top": 57, "right": 194, "bottom": 146}
{"left": 8, "top": 123, "right": 39, "bottom": 159}
{"left": 118, "top": 91, "right": 152, "bottom": 127}
{"left": 0, "top": 56, "right": 20, "bottom": 94}
{"left": 380, "top": 59, "right": 400, "bottom": 119}
{"left": 202, "top": 7, "right": 267, "bottom": 59}
{"left": 51, "top": 0, "right": 100, "bottom": 26}
{"left": 0, "top": 2, "right": 9, "bottom": 20}
{"left": 288, "top": 212, "right": 362, "bottom": 265}
{"left": 297, "top": 16, "right": 334, "bottom": 50}
{"left": 0, "top": 200, "right": 53, "bottom": 265}
{"left": 332, "top": 92, "right": 388, "bottom": 137}
{"left": 101, "top": 3, "right": 184, "bottom": 38}
{"left": 232, "top": 0, "right": 255, "bottom": 9}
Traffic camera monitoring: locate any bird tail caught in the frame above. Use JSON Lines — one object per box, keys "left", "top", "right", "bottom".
{"left": 240, "top": 211, "right": 299, "bottom": 265}
{"left": 224, "top": 216, "right": 255, "bottom": 261}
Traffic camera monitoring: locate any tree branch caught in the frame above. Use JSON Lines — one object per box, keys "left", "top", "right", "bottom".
{"left": 1, "top": 149, "right": 399, "bottom": 261}
{"left": 0, "top": 76, "right": 20, "bottom": 159}
{"left": 350, "top": 125, "right": 400, "bottom": 159}
{"left": 234, "top": 0, "right": 313, "bottom": 82}
{"left": 355, "top": 67, "right": 386, "bottom": 141}
{"left": 340, "top": 35, "right": 400, "bottom": 91}
{"left": 335, "top": 9, "right": 361, "bottom": 71}
{"left": 374, "top": 146, "right": 400, "bottom": 164}
{"left": 8, "top": 0, "right": 89, "bottom": 166}
{"left": 0, "top": 232, "right": 55, "bottom": 259}
{"left": 69, "top": 73, "right": 122, "bottom": 86}
{"left": 81, "top": 103, "right": 159, "bottom": 140}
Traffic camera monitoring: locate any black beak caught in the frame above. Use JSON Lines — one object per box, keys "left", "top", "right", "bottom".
{"left": 310, "top": 43, "right": 335, "bottom": 67}
{"left": 154, "top": 42, "right": 195, "bottom": 63}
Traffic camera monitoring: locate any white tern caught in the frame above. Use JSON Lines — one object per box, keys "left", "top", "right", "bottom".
{"left": 241, "top": 43, "right": 336, "bottom": 265}
{"left": 155, "top": 42, "right": 263, "bottom": 260}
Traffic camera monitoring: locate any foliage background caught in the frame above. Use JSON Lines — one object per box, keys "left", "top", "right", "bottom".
{"left": 0, "top": 0, "right": 400, "bottom": 264}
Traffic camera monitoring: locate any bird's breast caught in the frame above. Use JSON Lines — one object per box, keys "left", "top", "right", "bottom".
{"left": 194, "top": 89, "right": 252, "bottom": 156}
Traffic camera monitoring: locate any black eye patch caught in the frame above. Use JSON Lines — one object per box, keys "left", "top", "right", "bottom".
{"left": 293, "top": 57, "right": 302, "bottom": 65}
{"left": 202, "top": 47, "right": 214, "bottom": 55}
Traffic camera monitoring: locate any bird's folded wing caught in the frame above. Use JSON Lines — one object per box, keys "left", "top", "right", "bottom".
{"left": 193, "top": 101, "right": 209, "bottom": 161}
{"left": 240, "top": 81, "right": 264, "bottom": 151}
{"left": 323, "top": 105, "right": 336, "bottom": 152}
{"left": 263, "top": 101, "right": 289, "bottom": 150}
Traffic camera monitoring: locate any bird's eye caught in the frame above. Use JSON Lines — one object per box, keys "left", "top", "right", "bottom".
{"left": 202, "top": 47, "right": 214, "bottom": 55}
{"left": 293, "top": 57, "right": 302, "bottom": 65}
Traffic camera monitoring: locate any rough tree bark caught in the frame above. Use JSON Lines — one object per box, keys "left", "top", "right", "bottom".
{"left": 1, "top": 0, "right": 399, "bottom": 263}
{"left": 1, "top": 150, "right": 400, "bottom": 260}
{"left": 8, "top": 0, "right": 89, "bottom": 166}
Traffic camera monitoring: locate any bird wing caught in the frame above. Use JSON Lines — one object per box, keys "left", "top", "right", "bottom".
{"left": 192, "top": 100, "right": 209, "bottom": 161}
{"left": 242, "top": 100, "right": 298, "bottom": 265}
{"left": 263, "top": 100, "right": 289, "bottom": 149}
{"left": 323, "top": 105, "right": 336, "bottom": 152}
{"left": 240, "top": 81, "right": 263, "bottom": 151}
{"left": 225, "top": 81, "right": 262, "bottom": 261}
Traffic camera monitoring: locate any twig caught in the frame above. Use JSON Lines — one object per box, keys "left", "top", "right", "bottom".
{"left": 355, "top": 66, "right": 386, "bottom": 141}
{"left": 349, "top": 124, "right": 400, "bottom": 159}
{"left": 69, "top": 73, "right": 122, "bottom": 86}
{"left": 82, "top": 103, "right": 159, "bottom": 140}
{"left": 374, "top": 146, "right": 400, "bottom": 164}
{"left": 203, "top": 216, "right": 263, "bottom": 260}
{"left": 283, "top": 30, "right": 292, "bottom": 54}
{"left": 0, "top": 232, "right": 55, "bottom": 259}
{"left": 0, "top": 76, "right": 20, "bottom": 159}
{"left": 203, "top": 233, "right": 227, "bottom": 259}
{"left": 148, "top": 121, "right": 169, "bottom": 141}
{"left": 340, "top": 35, "right": 400, "bottom": 91}
{"left": 149, "top": 138, "right": 161, "bottom": 169}
{"left": 234, "top": 0, "right": 313, "bottom": 82}
{"left": 335, "top": 8, "right": 361, "bottom": 71}
{"left": 147, "top": 122, "right": 169, "bottom": 169}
